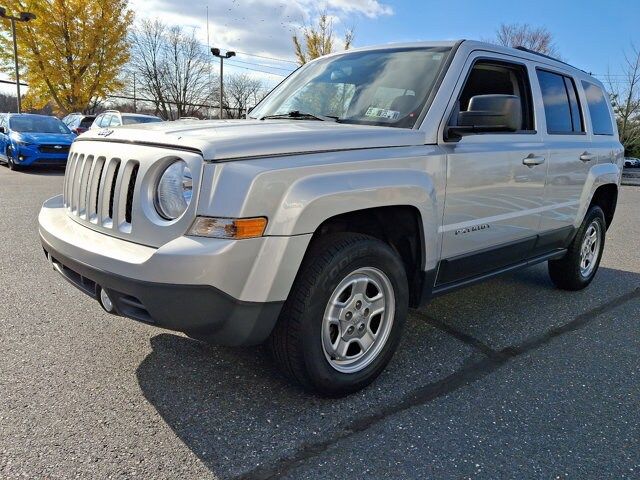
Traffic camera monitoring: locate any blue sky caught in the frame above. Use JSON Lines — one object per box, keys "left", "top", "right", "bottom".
{"left": 3, "top": 0, "right": 638, "bottom": 94}
{"left": 353, "top": 0, "right": 639, "bottom": 81}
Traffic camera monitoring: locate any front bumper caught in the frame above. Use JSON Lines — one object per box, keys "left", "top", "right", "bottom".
{"left": 14, "top": 145, "right": 69, "bottom": 166}
{"left": 39, "top": 195, "right": 312, "bottom": 345}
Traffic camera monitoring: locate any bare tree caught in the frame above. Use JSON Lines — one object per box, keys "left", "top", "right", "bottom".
{"left": 607, "top": 44, "right": 640, "bottom": 157}
{"left": 126, "top": 19, "right": 215, "bottom": 119}
{"left": 489, "top": 23, "right": 560, "bottom": 57}
{"left": 225, "top": 73, "right": 265, "bottom": 118}
{"left": 292, "top": 12, "right": 354, "bottom": 65}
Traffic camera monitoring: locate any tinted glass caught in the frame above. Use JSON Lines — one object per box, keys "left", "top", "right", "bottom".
{"left": 122, "top": 116, "right": 163, "bottom": 125}
{"left": 581, "top": 81, "right": 614, "bottom": 135}
{"left": 250, "top": 47, "right": 451, "bottom": 128}
{"left": 563, "top": 76, "right": 583, "bottom": 133}
{"left": 109, "top": 115, "right": 122, "bottom": 126}
{"left": 537, "top": 70, "right": 572, "bottom": 134}
{"left": 79, "top": 117, "right": 95, "bottom": 128}
{"left": 9, "top": 115, "right": 72, "bottom": 134}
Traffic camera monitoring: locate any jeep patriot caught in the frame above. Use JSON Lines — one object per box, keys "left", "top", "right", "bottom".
{"left": 39, "top": 41, "right": 623, "bottom": 395}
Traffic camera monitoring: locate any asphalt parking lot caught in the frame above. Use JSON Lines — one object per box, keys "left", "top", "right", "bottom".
{"left": 1, "top": 166, "right": 639, "bottom": 480}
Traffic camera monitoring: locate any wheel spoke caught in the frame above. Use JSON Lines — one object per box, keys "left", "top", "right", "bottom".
{"left": 357, "top": 330, "right": 375, "bottom": 351}
{"left": 369, "top": 294, "right": 385, "bottom": 315}
{"left": 351, "top": 276, "right": 369, "bottom": 297}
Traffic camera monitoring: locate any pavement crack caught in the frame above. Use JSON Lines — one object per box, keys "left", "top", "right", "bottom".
{"left": 234, "top": 287, "right": 640, "bottom": 480}
{"left": 414, "top": 310, "right": 507, "bottom": 361}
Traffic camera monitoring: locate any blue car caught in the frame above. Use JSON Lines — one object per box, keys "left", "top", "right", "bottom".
{"left": 0, "top": 114, "right": 76, "bottom": 170}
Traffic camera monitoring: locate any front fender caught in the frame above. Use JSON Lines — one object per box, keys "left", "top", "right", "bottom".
{"left": 267, "top": 168, "right": 437, "bottom": 235}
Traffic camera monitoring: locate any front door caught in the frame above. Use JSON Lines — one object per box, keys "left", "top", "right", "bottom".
{"left": 436, "top": 53, "right": 547, "bottom": 286}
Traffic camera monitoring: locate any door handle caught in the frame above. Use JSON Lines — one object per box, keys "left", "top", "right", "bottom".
{"left": 523, "top": 154, "right": 546, "bottom": 167}
{"left": 580, "top": 152, "right": 596, "bottom": 162}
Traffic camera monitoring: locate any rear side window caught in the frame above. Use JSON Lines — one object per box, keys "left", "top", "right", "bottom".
{"left": 581, "top": 81, "right": 614, "bottom": 135}
{"left": 80, "top": 117, "right": 95, "bottom": 128}
{"left": 537, "top": 70, "right": 584, "bottom": 134}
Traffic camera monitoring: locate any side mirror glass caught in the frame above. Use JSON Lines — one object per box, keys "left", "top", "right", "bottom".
{"left": 446, "top": 94, "right": 522, "bottom": 138}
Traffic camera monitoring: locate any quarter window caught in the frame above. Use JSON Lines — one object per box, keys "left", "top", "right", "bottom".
{"left": 581, "top": 81, "right": 614, "bottom": 135}
{"left": 537, "top": 70, "right": 584, "bottom": 134}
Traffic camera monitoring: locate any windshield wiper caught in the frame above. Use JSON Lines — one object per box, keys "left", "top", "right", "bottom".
{"left": 260, "top": 110, "right": 339, "bottom": 122}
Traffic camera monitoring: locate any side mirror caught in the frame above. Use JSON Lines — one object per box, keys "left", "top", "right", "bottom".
{"left": 446, "top": 94, "right": 522, "bottom": 138}
{"left": 0, "top": 126, "right": 6, "bottom": 134}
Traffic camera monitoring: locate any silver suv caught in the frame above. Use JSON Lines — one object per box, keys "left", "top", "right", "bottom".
{"left": 39, "top": 41, "right": 623, "bottom": 395}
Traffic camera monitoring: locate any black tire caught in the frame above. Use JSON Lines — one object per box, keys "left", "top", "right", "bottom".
{"left": 548, "top": 205, "right": 606, "bottom": 290}
{"left": 6, "top": 146, "right": 19, "bottom": 171}
{"left": 269, "top": 233, "right": 409, "bottom": 397}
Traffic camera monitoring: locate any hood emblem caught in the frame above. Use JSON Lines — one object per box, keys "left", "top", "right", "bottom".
{"left": 97, "top": 129, "right": 114, "bottom": 137}
{"left": 54, "top": 145, "right": 62, "bottom": 149}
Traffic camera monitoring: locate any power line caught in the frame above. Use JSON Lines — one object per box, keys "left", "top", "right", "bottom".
{"left": 225, "top": 49, "right": 298, "bottom": 65}
{"left": 229, "top": 57, "right": 295, "bottom": 73}
{"left": 224, "top": 61, "right": 289, "bottom": 77}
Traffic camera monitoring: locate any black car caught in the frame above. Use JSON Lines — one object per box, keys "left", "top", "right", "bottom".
{"left": 61, "top": 113, "right": 96, "bottom": 135}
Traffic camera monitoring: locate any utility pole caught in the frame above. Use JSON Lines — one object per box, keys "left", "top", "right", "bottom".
{"left": 0, "top": 8, "right": 37, "bottom": 113}
{"left": 211, "top": 48, "right": 235, "bottom": 119}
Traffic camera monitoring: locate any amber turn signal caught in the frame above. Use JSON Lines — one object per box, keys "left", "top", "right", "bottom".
{"left": 188, "top": 216, "right": 267, "bottom": 239}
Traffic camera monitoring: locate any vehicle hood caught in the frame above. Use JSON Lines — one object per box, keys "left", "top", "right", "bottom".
{"left": 12, "top": 132, "right": 75, "bottom": 144}
{"left": 77, "top": 120, "right": 427, "bottom": 161}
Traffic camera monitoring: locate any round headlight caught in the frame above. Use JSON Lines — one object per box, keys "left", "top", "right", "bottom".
{"left": 155, "top": 160, "right": 192, "bottom": 220}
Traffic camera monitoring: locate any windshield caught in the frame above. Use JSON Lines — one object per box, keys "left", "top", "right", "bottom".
{"left": 123, "top": 116, "right": 162, "bottom": 125}
{"left": 250, "top": 47, "right": 451, "bottom": 128}
{"left": 10, "top": 116, "right": 72, "bottom": 134}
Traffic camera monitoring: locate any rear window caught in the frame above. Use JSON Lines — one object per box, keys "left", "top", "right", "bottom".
{"left": 122, "top": 116, "right": 162, "bottom": 125}
{"left": 581, "top": 81, "right": 614, "bottom": 135}
{"left": 537, "top": 70, "right": 584, "bottom": 134}
{"left": 80, "top": 117, "right": 95, "bottom": 128}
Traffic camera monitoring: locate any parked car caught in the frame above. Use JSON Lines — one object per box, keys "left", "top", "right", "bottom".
{"left": 90, "top": 110, "right": 163, "bottom": 129}
{"left": 62, "top": 113, "right": 96, "bottom": 135}
{"left": 624, "top": 157, "right": 640, "bottom": 168}
{"left": 0, "top": 114, "right": 75, "bottom": 170}
{"left": 39, "top": 41, "right": 623, "bottom": 396}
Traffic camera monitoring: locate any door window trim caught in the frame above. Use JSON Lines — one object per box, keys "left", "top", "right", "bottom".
{"left": 535, "top": 67, "right": 586, "bottom": 136}
{"left": 442, "top": 56, "right": 538, "bottom": 143}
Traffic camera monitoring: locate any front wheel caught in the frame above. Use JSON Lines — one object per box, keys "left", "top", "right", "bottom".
{"left": 548, "top": 205, "right": 606, "bottom": 290}
{"left": 269, "top": 233, "right": 409, "bottom": 396}
{"left": 6, "top": 146, "right": 19, "bottom": 171}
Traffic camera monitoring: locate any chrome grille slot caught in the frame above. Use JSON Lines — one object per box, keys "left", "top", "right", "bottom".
{"left": 77, "top": 155, "right": 94, "bottom": 218}
{"left": 87, "top": 157, "right": 106, "bottom": 223}
{"left": 101, "top": 159, "right": 121, "bottom": 228}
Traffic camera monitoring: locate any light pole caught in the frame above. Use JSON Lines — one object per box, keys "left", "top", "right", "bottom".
{"left": 0, "top": 8, "right": 36, "bottom": 113}
{"left": 211, "top": 48, "right": 235, "bottom": 119}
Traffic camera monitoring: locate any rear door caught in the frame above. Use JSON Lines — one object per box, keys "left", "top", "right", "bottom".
{"left": 580, "top": 80, "right": 620, "bottom": 173}
{"left": 535, "top": 68, "right": 592, "bottom": 239}
{"left": 437, "top": 52, "right": 547, "bottom": 286}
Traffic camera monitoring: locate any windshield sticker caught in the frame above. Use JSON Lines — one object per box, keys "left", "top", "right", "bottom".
{"left": 365, "top": 107, "right": 400, "bottom": 120}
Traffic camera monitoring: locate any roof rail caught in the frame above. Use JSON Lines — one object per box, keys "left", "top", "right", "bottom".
{"left": 514, "top": 46, "right": 586, "bottom": 73}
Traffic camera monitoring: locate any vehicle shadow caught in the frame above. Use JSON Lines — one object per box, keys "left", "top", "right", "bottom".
{"left": 135, "top": 265, "right": 640, "bottom": 479}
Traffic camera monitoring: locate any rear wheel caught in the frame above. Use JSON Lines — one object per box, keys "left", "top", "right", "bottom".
{"left": 269, "top": 233, "right": 409, "bottom": 396}
{"left": 548, "top": 206, "right": 606, "bottom": 290}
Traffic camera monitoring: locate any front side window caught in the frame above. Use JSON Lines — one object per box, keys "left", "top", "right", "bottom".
{"left": 581, "top": 81, "right": 614, "bottom": 135}
{"left": 537, "top": 70, "right": 584, "bottom": 134}
{"left": 250, "top": 47, "right": 451, "bottom": 128}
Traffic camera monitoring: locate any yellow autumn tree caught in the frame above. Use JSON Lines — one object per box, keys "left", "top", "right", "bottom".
{"left": 292, "top": 13, "right": 354, "bottom": 65}
{"left": 0, "top": 0, "right": 133, "bottom": 114}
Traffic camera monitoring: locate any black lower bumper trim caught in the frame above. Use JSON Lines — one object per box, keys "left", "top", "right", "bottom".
{"left": 41, "top": 238, "right": 284, "bottom": 346}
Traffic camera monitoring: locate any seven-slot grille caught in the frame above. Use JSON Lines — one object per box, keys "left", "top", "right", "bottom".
{"left": 63, "top": 152, "right": 139, "bottom": 232}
